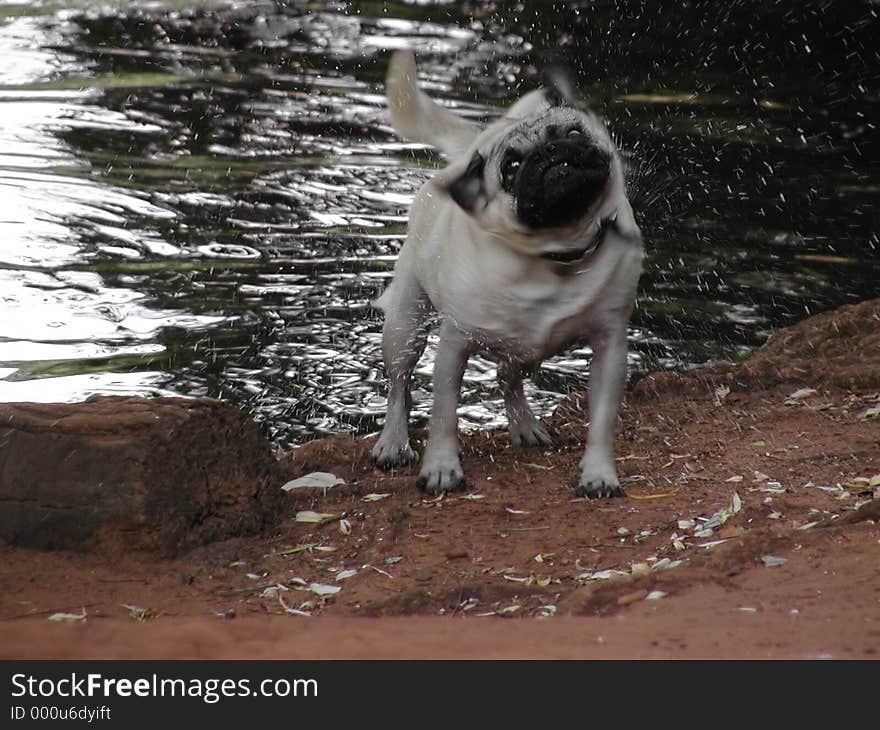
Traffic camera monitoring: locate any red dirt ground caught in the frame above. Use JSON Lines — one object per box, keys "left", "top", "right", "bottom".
{"left": 1, "top": 300, "right": 878, "bottom": 659}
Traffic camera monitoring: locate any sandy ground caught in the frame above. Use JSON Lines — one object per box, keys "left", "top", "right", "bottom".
{"left": 1, "top": 300, "right": 878, "bottom": 659}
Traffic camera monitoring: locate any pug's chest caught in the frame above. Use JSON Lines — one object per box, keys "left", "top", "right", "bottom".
{"left": 447, "top": 275, "right": 605, "bottom": 362}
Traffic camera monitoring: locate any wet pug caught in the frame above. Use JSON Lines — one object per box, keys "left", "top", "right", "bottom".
{"left": 371, "top": 50, "right": 643, "bottom": 497}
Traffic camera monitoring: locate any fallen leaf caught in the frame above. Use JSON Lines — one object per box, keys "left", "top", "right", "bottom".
{"left": 785, "top": 387, "right": 817, "bottom": 403}
{"left": 277, "top": 594, "right": 311, "bottom": 617}
{"left": 651, "top": 558, "right": 682, "bottom": 571}
{"left": 362, "top": 493, "right": 391, "bottom": 502}
{"left": 496, "top": 604, "right": 521, "bottom": 617}
{"left": 294, "top": 510, "right": 339, "bottom": 524}
{"left": 48, "top": 609, "right": 87, "bottom": 622}
{"left": 308, "top": 583, "right": 342, "bottom": 596}
{"left": 281, "top": 472, "right": 344, "bottom": 492}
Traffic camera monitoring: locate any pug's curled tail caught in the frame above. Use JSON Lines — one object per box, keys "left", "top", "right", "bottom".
{"left": 386, "top": 50, "right": 481, "bottom": 160}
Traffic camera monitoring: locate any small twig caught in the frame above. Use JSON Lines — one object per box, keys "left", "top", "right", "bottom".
{"left": 365, "top": 564, "right": 394, "bottom": 579}
{"left": 97, "top": 577, "right": 148, "bottom": 584}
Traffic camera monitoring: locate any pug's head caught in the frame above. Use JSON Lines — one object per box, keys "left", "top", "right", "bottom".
{"left": 439, "top": 69, "right": 626, "bottom": 259}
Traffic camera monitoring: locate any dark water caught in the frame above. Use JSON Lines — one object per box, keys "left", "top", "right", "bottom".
{"left": 1, "top": 0, "right": 877, "bottom": 447}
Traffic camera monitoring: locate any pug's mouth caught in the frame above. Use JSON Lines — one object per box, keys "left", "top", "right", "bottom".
{"left": 539, "top": 213, "right": 617, "bottom": 265}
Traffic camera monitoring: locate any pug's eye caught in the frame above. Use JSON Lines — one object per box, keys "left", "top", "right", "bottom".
{"left": 501, "top": 155, "right": 521, "bottom": 191}
{"left": 567, "top": 127, "right": 584, "bottom": 138}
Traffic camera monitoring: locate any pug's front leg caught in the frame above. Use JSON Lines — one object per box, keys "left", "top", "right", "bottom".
{"left": 418, "top": 321, "right": 471, "bottom": 494}
{"left": 577, "top": 321, "right": 629, "bottom": 498}
{"left": 372, "top": 271, "right": 430, "bottom": 469}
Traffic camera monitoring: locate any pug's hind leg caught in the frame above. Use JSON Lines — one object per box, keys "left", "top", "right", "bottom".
{"left": 499, "top": 361, "right": 553, "bottom": 448}
{"left": 371, "top": 274, "right": 430, "bottom": 469}
{"left": 418, "top": 320, "right": 471, "bottom": 494}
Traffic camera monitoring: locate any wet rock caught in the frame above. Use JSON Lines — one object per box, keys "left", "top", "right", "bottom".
{"left": 0, "top": 396, "right": 286, "bottom": 555}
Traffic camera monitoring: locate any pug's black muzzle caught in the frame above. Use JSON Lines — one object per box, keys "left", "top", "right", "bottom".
{"left": 515, "top": 140, "right": 610, "bottom": 229}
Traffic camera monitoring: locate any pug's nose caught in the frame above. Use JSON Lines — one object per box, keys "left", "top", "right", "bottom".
{"left": 544, "top": 138, "right": 607, "bottom": 170}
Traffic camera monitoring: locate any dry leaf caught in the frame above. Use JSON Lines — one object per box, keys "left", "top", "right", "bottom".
{"left": 281, "top": 472, "right": 344, "bottom": 492}
{"left": 121, "top": 604, "right": 150, "bottom": 621}
{"left": 48, "top": 609, "right": 87, "bottom": 622}
{"left": 295, "top": 510, "right": 339, "bottom": 524}
{"left": 308, "top": 583, "right": 341, "bottom": 596}
{"left": 786, "top": 387, "right": 817, "bottom": 403}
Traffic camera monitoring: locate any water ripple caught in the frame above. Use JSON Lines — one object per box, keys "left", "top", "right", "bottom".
{"left": 0, "top": 0, "right": 877, "bottom": 447}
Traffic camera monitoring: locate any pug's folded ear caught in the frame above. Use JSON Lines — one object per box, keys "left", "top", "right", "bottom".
{"left": 440, "top": 151, "right": 487, "bottom": 213}
{"left": 542, "top": 65, "right": 585, "bottom": 109}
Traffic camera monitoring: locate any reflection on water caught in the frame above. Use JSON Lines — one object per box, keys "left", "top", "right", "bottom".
{"left": 0, "top": 0, "right": 877, "bottom": 446}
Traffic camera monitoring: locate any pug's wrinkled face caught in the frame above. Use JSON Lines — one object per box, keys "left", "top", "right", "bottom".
{"left": 444, "top": 87, "right": 621, "bottom": 258}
